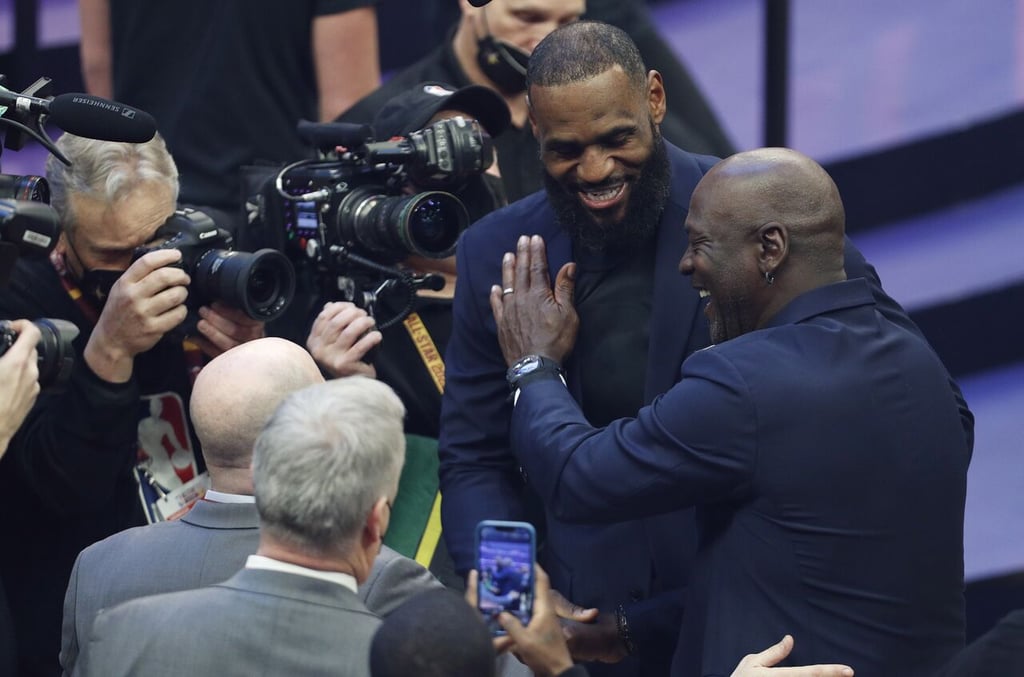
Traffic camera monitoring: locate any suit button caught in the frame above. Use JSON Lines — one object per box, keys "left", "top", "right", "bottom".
{"left": 519, "top": 466, "right": 529, "bottom": 483}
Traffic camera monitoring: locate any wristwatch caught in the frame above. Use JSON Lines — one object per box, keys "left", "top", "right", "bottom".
{"left": 506, "top": 354, "right": 564, "bottom": 392}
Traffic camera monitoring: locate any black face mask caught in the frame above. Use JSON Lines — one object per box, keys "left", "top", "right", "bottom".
{"left": 475, "top": 13, "right": 529, "bottom": 95}
{"left": 62, "top": 239, "right": 124, "bottom": 308}
{"left": 77, "top": 267, "right": 123, "bottom": 307}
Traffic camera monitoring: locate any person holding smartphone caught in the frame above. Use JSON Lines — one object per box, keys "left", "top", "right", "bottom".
{"left": 465, "top": 565, "right": 854, "bottom": 677}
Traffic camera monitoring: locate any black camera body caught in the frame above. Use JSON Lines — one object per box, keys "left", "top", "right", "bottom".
{"left": 132, "top": 209, "right": 296, "bottom": 332}
{"left": 0, "top": 317, "right": 79, "bottom": 390}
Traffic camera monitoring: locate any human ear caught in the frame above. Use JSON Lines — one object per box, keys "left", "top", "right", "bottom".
{"left": 647, "top": 71, "right": 667, "bottom": 125}
{"left": 758, "top": 222, "right": 787, "bottom": 276}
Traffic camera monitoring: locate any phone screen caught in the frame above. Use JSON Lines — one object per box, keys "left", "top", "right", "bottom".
{"left": 475, "top": 520, "right": 535, "bottom": 635}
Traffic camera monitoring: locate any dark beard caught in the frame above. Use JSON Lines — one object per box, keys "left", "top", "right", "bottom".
{"left": 544, "top": 129, "right": 671, "bottom": 254}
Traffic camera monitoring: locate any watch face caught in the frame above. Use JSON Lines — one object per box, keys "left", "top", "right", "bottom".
{"left": 517, "top": 357, "right": 540, "bottom": 376}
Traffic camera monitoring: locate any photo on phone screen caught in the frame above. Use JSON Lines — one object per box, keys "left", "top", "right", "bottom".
{"left": 475, "top": 520, "right": 535, "bottom": 635}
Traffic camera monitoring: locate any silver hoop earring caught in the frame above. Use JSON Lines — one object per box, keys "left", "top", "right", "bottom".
{"left": 764, "top": 270, "right": 775, "bottom": 286}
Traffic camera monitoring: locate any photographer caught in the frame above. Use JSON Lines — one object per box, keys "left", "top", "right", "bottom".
{"left": 303, "top": 82, "right": 510, "bottom": 591}
{"left": 0, "top": 132, "right": 264, "bottom": 676}
{"left": 0, "top": 319, "right": 40, "bottom": 458}
{"left": 308, "top": 81, "right": 510, "bottom": 437}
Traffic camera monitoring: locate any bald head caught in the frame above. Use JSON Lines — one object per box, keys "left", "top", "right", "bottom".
{"left": 190, "top": 338, "right": 324, "bottom": 480}
{"left": 704, "top": 147, "right": 846, "bottom": 277}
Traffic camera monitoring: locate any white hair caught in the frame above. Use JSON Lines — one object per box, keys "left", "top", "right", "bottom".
{"left": 253, "top": 376, "right": 406, "bottom": 554}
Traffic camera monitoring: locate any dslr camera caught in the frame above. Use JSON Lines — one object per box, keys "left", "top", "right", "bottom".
{"left": 0, "top": 318, "right": 79, "bottom": 390}
{"left": 132, "top": 209, "right": 296, "bottom": 332}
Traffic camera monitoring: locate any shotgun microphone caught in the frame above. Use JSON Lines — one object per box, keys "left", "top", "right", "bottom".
{"left": 0, "top": 90, "right": 156, "bottom": 143}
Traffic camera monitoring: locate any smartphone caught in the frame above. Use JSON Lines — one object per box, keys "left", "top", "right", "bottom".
{"left": 475, "top": 520, "right": 536, "bottom": 635}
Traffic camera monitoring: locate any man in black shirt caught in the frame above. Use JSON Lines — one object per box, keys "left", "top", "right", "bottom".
{"left": 339, "top": 0, "right": 585, "bottom": 202}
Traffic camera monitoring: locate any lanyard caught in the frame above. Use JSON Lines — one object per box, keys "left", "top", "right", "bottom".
{"left": 402, "top": 310, "right": 445, "bottom": 568}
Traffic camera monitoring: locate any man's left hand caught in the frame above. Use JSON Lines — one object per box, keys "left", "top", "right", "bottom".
{"left": 193, "top": 302, "right": 266, "bottom": 358}
{"left": 489, "top": 234, "right": 578, "bottom": 367}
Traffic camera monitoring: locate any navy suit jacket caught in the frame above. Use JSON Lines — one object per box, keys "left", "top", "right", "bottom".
{"left": 512, "top": 280, "right": 972, "bottom": 677}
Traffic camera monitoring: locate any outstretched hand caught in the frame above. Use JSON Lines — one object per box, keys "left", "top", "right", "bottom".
{"left": 489, "top": 235, "right": 578, "bottom": 367}
{"left": 730, "top": 635, "right": 854, "bottom": 677}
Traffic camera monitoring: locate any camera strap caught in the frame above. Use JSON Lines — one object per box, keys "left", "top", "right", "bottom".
{"left": 402, "top": 311, "right": 445, "bottom": 569}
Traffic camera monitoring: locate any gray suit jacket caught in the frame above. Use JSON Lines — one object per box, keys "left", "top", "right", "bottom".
{"left": 80, "top": 568, "right": 380, "bottom": 676}
{"left": 62, "top": 499, "right": 441, "bottom": 675}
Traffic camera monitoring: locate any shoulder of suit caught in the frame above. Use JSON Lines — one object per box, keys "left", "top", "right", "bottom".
{"left": 76, "top": 520, "right": 189, "bottom": 569}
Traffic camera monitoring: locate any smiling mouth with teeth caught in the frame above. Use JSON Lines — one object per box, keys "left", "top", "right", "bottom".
{"left": 698, "top": 289, "right": 710, "bottom": 299}
{"left": 583, "top": 185, "right": 623, "bottom": 200}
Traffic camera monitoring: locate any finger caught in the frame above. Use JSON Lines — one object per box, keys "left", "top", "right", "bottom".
{"left": 195, "top": 313, "right": 240, "bottom": 354}
{"left": 206, "top": 304, "right": 265, "bottom": 341}
{"left": 489, "top": 284, "right": 505, "bottom": 326}
{"left": 528, "top": 235, "right": 551, "bottom": 292}
{"left": 334, "top": 314, "right": 377, "bottom": 348}
{"left": 554, "top": 262, "right": 577, "bottom": 310}
{"left": 501, "top": 250, "right": 516, "bottom": 295}
{"left": 350, "top": 328, "right": 383, "bottom": 355}
{"left": 464, "top": 570, "right": 479, "bottom": 608}
{"left": 8, "top": 321, "right": 42, "bottom": 359}
{"left": 198, "top": 305, "right": 242, "bottom": 339}
{"left": 513, "top": 235, "right": 531, "bottom": 295}
{"left": 121, "top": 249, "right": 184, "bottom": 285}
{"left": 498, "top": 610, "right": 527, "bottom": 642}
{"left": 764, "top": 666, "right": 853, "bottom": 676}
{"left": 549, "top": 588, "right": 599, "bottom": 622}
{"left": 492, "top": 635, "right": 515, "bottom": 655}
{"left": 147, "top": 285, "right": 190, "bottom": 317}
{"left": 752, "top": 635, "right": 794, "bottom": 668}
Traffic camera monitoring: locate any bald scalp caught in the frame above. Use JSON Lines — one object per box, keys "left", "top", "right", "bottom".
{"left": 190, "top": 337, "right": 324, "bottom": 469}
{"left": 710, "top": 148, "right": 846, "bottom": 277}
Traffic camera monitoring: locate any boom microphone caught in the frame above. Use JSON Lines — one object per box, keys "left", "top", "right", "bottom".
{"left": 468, "top": 0, "right": 492, "bottom": 6}
{"left": 0, "top": 90, "right": 156, "bottom": 143}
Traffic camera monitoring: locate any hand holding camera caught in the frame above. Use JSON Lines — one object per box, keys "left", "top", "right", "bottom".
{"left": 190, "top": 302, "right": 267, "bottom": 359}
{"left": 84, "top": 248, "right": 190, "bottom": 383}
{"left": 306, "top": 301, "right": 381, "bottom": 378}
{"left": 0, "top": 319, "right": 41, "bottom": 456}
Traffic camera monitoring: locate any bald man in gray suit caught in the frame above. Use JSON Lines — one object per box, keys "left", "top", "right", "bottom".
{"left": 62, "top": 340, "right": 440, "bottom": 676}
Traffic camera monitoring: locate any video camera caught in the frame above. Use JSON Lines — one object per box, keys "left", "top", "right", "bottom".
{"left": 132, "top": 209, "right": 296, "bottom": 334}
{"left": 248, "top": 115, "right": 493, "bottom": 328}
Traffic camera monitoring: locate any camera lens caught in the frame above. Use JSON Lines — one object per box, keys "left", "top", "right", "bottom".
{"left": 0, "top": 318, "right": 79, "bottom": 390}
{"left": 337, "top": 187, "right": 464, "bottom": 261}
{"left": 402, "top": 192, "right": 464, "bottom": 256}
{"left": 192, "top": 249, "right": 296, "bottom": 322}
{"left": 34, "top": 318, "right": 79, "bottom": 389}
{"left": 0, "top": 174, "right": 51, "bottom": 203}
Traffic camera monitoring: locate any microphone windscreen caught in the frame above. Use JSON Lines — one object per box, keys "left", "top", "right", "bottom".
{"left": 48, "top": 94, "right": 157, "bottom": 143}
{"left": 297, "top": 120, "right": 373, "bottom": 149}
{"left": 467, "top": 0, "right": 492, "bottom": 6}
